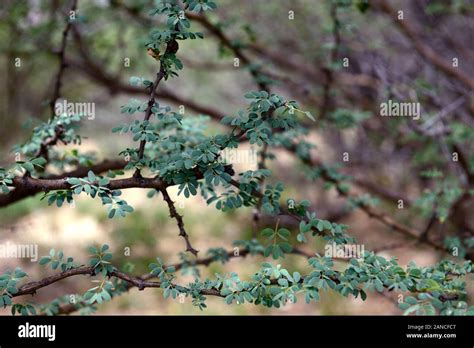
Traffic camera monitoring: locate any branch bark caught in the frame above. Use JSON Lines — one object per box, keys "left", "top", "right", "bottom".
{"left": 160, "top": 187, "right": 199, "bottom": 256}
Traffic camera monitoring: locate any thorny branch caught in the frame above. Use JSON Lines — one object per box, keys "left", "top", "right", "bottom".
{"left": 160, "top": 187, "right": 199, "bottom": 256}
{"left": 12, "top": 244, "right": 460, "bottom": 315}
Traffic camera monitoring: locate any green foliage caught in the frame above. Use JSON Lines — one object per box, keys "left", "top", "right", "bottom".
{"left": 39, "top": 249, "right": 76, "bottom": 271}
{"left": 233, "top": 239, "right": 265, "bottom": 255}
{"left": 287, "top": 198, "right": 311, "bottom": 217}
{"left": 207, "top": 248, "right": 230, "bottom": 264}
{"left": 15, "top": 157, "right": 47, "bottom": 174}
{"left": 89, "top": 244, "right": 115, "bottom": 276}
{"left": 39, "top": 296, "right": 95, "bottom": 316}
{"left": 261, "top": 183, "right": 284, "bottom": 214}
{"left": 41, "top": 190, "right": 74, "bottom": 207}
{"left": 113, "top": 120, "right": 160, "bottom": 142}
{"left": 0, "top": 268, "right": 27, "bottom": 308}
{"left": 145, "top": 0, "right": 210, "bottom": 79}
{"left": 206, "top": 169, "right": 272, "bottom": 212}
{"left": 129, "top": 76, "right": 153, "bottom": 88}
{"left": 84, "top": 280, "right": 114, "bottom": 305}
{"left": 0, "top": 168, "right": 14, "bottom": 194}
{"left": 297, "top": 210, "right": 353, "bottom": 245}
{"left": 120, "top": 98, "right": 148, "bottom": 114}
{"left": 399, "top": 291, "right": 474, "bottom": 316}
{"left": 3, "top": 241, "right": 472, "bottom": 315}
{"left": 222, "top": 91, "right": 313, "bottom": 146}
{"left": 185, "top": 0, "right": 217, "bottom": 12}
{"left": 11, "top": 303, "right": 36, "bottom": 316}
{"left": 414, "top": 177, "right": 462, "bottom": 223}
{"left": 261, "top": 226, "right": 293, "bottom": 259}
{"left": 14, "top": 113, "right": 84, "bottom": 157}
{"left": 65, "top": 171, "right": 134, "bottom": 218}
{"left": 0, "top": 157, "right": 48, "bottom": 193}
{"left": 149, "top": 257, "right": 181, "bottom": 299}
{"left": 149, "top": 257, "right": 175, "bottom": 280}
{"left": 444, "top": 236, "right": 474, "bottom": 261}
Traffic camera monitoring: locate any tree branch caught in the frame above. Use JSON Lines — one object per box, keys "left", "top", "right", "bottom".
{"left": 48, "top": 0, "right": 78, "bottom": 117}
{"left": 160, "top": 187, "right": 199, "bottom": 256}
{"left": 35, "top": 0, "right": 78, "bottom": 161}
{"left": 0, "top": 159, "right": 126, "bottom": 208}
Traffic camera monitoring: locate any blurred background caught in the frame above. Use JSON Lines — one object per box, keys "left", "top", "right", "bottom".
{"left": 0, "top": 0, "right": 473, "bottom": 315}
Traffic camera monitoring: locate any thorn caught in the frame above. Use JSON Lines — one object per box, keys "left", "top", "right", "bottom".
{"left": 133, "top": 169, "right": 142, "bottom": 179}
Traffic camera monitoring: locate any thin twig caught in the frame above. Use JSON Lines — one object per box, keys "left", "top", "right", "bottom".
{"left": 160, "top": 187, "right": 199, "bottom": 256}
{"left": 34, "top": 0, "right": 78, "bottom": 161}
{"left": 49, "top": 0, "right": 78, "bottom": 117}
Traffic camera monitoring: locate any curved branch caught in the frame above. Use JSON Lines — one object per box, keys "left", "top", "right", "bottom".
{"left": 13, "top": 247, "right": 255, "bottom": 302}
{"left": 0, "top": 159, "right": 126, "bottom": 208}
{"left": 14, "top": 266, "right": 94, "bottom": 297}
